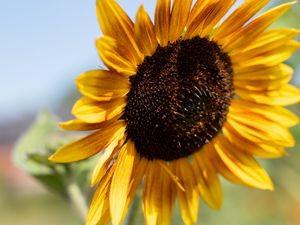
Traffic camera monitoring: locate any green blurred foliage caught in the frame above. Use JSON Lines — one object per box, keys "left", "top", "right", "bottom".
{"left": 13, "top": 111, "right": 60, "bottom": 175}
{"left": 13, "top": 111, "right": 97, "bottom": 199}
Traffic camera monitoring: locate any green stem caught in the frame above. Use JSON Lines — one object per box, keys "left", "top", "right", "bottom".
{"left": 66, "top": 180, "right": 89, "bottom": 224}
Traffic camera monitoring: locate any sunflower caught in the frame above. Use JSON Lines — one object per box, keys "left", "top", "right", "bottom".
{"left": 49, "top": 0, "right": 300, "bottom": 224}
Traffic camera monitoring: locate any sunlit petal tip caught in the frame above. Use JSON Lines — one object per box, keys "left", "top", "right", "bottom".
{"left": 48, "top": 146, "right": 82, "bottom": 163}
{"left": 51, "top": 120, "right": 125, "bottom": 163}
{"left": 289, "top": 28, "right": 300, "bottom": 35}
{"left": 213, "top": 0, "right": 270, "bottom": 40}
{"left": 58, "top": 121, "right": 70, "bottom": 129}
{"left": 269, "top": 1, "right": 297, "bottom": 12}
{"left": 264, "top": 178, "right": 274, "bottom": 191}
{"left": 96, "top": 0, "right": 143, "bottom": 64}
{"left": 48, "top": 144, "right": 81, "bottom": 163}
{"left": 291, "top": 40, "right": 300, "bottom": 48}
{"left": 48, "top": 153, "right": 58, "bottom": 162}
{"left": 58, "top": 119, "right": 92, "bottom": 130}
{"left": 213, "top": 136, "right": 276, "bottom": 191}
{"left": 47, "top": 143, "right": 85, "bottom": 163}
{"left": 222, "top": 1, "right": 297, "bottom": 52}
{"left": 135, "top": 4, "right": 158, "bottom": 56}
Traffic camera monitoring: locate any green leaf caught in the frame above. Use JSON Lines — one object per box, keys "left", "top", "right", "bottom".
{"left": 13, "top": 111, "right": 97, "bottom": 197}
{"left": 34, "top": 174, "right": 68, "bottom": 197}
{"left": 13, "top": 111, "right": 62, "bottom": 175}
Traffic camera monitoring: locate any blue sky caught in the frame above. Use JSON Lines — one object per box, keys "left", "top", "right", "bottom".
{"left": 0, "top": 0, "right": 292, "bottom": 122}
{"left": 0, "top": 0, "right": 155, "bottom": 121}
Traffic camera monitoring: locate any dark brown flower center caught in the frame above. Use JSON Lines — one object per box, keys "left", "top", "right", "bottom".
{"left": 123, "top": 36, "right": 233, "bottom": 161}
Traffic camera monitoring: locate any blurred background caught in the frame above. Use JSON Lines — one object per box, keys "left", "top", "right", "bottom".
{"left": 0, "top": 0, "right": 299, "bottom": 225}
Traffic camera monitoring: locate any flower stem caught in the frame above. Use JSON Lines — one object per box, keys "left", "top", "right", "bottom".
{"left": 66, "top": 180, "right": 88, "bottom": 224}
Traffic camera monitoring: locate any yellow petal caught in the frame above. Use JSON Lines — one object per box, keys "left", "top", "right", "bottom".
{"left": 234, "top": 63, "right": 293, "bottom": 77}
{"left": 107, "top": 145, "right": 148, "bottom": 224}
{"left": 227, "top": 112, "right": 295, "bottom": 147}
{"left": 223, "top": 122, "right": 287, "bottom": 158}
{"left": 76, "top": 70, "right": 129, "bottom": 102}
{"left": 192, "top": 147, "right": 223, "bottom": 209}
{"left": 158, "top": 160, "right": 185, "bottom": 192}
{"left": 48, "top": 121, "right": 125, "bottom": 163}
{"left": 174, "top": 159, "right": 199, "bottom": 225}
{"left": 135, "top": 5, "right": 158, "bottom": 56}
{"left": 159, "top": 169, "right": 176, "bottom": 225}
{"left": 185, "top": 0, "right": 220, "bottom": 39}
{"left": 236, "top": 84, "right": 300, "bottom": 106}
{"left": 221, "top": 2, "right": 296, "bottom": 52}
{"left": 143, "top": 161, "right": 176, "bottom": 225}
{"left": 125, "top": 155, "right": 149, "bottom": 212}
{"left": 234, "top": 64, "right": 293, "bottom": 91}
{"left": 185, "top": 0, "right": 235, "bottom": 38}
{"left": 96, "top": 0, "right": 143, "bottom": 64}
{"left": 154, "top": 0, "right": 171, "bottom": 47}
{"left": 230, "top": 99, "right": 299, "bottom": 128}
{"left": 212, "top": 152, "right": 247, "bottom": 186}
{"left": 142, "top": 162, "right": 160, "bottom": 225}
{"left": 214, "top": 136, "right": 274, "bottom": 190}
{"left": 232, "top": 40, "right": 300, "bottom": 67}
{"left": 113, "top": 156, "right": 148, "bottom": 225}
{"left": 213, "top": 0, "right": 269, "bottom": 40}
{"left": 72, "top": 97, "right": 126, "bottom": 123}
{"left": 110, "top": 140, "right": 136, "bottom": 225}
{"left": 232, "top": 28, "right": 300, "bottom": 56}
{"left": 199, "top": 0, "right": 236, "bottom": 37}
{"left": 87, "top": 165, "right": 115, "bottom": 225}
{"left": 87, "top": 189, "right": 111, "bottom": 225}
{"left": 234, "top": 75, "right": 291, "bottom": 91}
{"left": 143, "top": 161, "right": 175, "bottom": 225}
{"left": 96, "top": 36, "right": 137, "bottom": 76}
{"left": 59, "top": 118, "right": 114, "bottom": 131}
{"left": 169, "top": 0, "right": 193, "bottom": 43}
{"left": 91, "top": 137, "right": 125, "bottom": 187}
{"left": 186, "top": 0, "right": 211, "bottom": 28}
